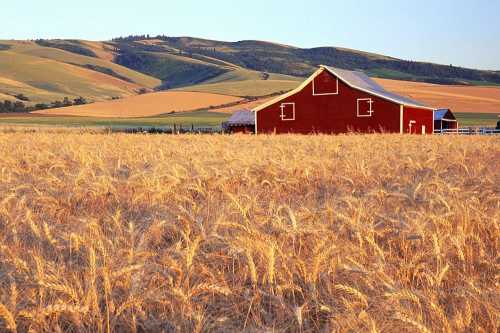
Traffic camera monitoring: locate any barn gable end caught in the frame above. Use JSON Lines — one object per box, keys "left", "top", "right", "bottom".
{"left": 253, "top": 66, "right": 439, "bottom": 135}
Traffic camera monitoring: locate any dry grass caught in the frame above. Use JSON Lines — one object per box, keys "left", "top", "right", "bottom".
{"left": 33, "top": 92, "right": 242, "bottom": 118}
{"left": 0, "top": 132, "right": 498, "bottom": 332}
{"left": 0, "top": 40, "right": 160, "bottom": 104}
{"left": 376, "top": 78, "right": 500, "bottom": 113}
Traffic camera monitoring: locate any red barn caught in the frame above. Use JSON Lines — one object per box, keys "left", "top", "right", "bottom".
{"left": 253, "top": 65, "right": 445, "bottom": 134}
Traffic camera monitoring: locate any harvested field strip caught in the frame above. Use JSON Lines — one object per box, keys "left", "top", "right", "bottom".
{"left": 376, "top": 78, "right": 500, "bottom": 113}
{"left": 33, "top": 92, "right": 242, "bottom": 118}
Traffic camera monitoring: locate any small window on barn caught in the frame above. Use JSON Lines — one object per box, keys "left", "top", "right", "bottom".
{"left": 357, "top": 98, "right": 374, "bottom": 117}
{"left": 280, "top": 103, "right": 295, "bottom": 121}
{"left": 313, "top": 74, "right": 339, "bottom": 96}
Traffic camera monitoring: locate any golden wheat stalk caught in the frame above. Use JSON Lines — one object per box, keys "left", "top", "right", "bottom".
{"left": 0, "top": 303, "right": 16, "bottom": 332}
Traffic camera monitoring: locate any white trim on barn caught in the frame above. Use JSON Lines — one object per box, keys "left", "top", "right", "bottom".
{"left": 432, "top": 109, "right": 435, "bottom": 133}
{"left": 253, "top": 68, "right": 327, "bottom": 113}
{"left": 255, "top": 109, "right": 258, "bottom": 134}
{"left": 280, "top": 102, "right": 296, "bottom": 121}
{"left": 312, "top": 76, "right": 339, "bottom": 96}
{"left": 400, "top": 105, "right": 404, "bottom": 134}
{"left": 356, "top": 98, "right": 374, "bottom": 117}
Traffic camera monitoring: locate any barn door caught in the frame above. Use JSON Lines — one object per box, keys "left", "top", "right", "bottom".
{"left": 408, "top": 120, "right": 416, "bottom": 134}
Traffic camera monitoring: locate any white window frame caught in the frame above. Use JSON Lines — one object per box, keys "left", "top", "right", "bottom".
{"left": 312, "top": 76, "right": 339, "bottom": 96}
{"left": 357, "top": 98, "right": 374, "bottom": 117}
{"left": 280, "top": 102, "right": 295, "bottom": 121}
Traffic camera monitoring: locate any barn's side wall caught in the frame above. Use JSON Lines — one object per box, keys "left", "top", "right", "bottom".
{"left": 403, "top": 106, "right": 434, "bottom": 134}
{"left": 256, "top": 70, "right": 401, "bottom": 134}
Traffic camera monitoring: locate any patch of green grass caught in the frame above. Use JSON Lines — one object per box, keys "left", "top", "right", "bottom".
{"left": 1, "top": 111, "right": 497, "bottom": 129}
{"left": 175, "top": 79, "right": 301, "bottom": 97}
{"left": 115, "top": 51, "right": 227, "bottom": 89}
{"left": 366, "top": 68, "right": 418, "bottom": 81}
{"left": 0, "top": 110, "right": 230, "bottom": 128}
{"left": 202, "top": 68, "right": 302, "bottom": 84}
{"left": 455, "top": 112, "right": 499, "bottom": 126}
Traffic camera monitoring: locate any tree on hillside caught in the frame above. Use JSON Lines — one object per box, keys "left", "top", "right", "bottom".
{"left": 73, "top": 97, "right": 87, "bottom": 105}
{"left": 3, "top": 100, "right": 12, "bottom": 112}
{"left": 63, "top": 97, "right": 72, "bottom": 107}
{"left": 0, "top": 100, "right": 25, "bottom": 113}
{"left": 15, "top": 94, "right": 30, "bottom": 101}
{"left": 13, "top": 101, "right": 25, "bottom": 112}
{"left": 51, "top": 100, "right": 64, "bottom": 108}
{"left": 34, "top": 103, "right": 49, "bottom": 110}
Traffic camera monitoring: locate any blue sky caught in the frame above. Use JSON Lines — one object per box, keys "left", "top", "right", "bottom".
{"left": 2, "top": 0, "right": 499, "bottom": 70}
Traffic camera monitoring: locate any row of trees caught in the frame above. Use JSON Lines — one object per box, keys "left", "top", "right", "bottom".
{"left": 0, "top": 97, "right": 89, "bottom": 113}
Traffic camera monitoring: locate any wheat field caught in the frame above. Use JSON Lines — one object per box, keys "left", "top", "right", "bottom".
{"left": 0, "top": 131, "right": 498, "bottom": 332}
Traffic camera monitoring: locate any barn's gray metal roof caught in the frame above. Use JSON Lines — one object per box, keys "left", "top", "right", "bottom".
{"left": 323, "top": 66, "right": 428, "bottom": 108}
{"left": 226, "top": 110, "right": 255, "bottom": 126}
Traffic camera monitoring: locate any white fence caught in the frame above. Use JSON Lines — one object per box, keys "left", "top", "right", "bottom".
{"left": 434, "top": 128, "right": 500, "bottom": 135}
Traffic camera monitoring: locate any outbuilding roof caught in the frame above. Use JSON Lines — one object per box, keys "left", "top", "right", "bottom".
{"left": 226, "top": 110, "right": 255, "bottom": 126}
{"left": 434, "top": 109, "right": 456, "bottom": 121}
{"left": 322, "top": 66, "right": 427, "bottom": 108}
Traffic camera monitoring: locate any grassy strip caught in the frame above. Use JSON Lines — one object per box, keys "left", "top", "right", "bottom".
{"left": 455, "top": 112, "right": 499, "bottom": 126}
{"left": 0, "top": 110, "right": 230, "bottom": 128}
{"left": 0, "top": 111, "right": 496, "bottom": 128}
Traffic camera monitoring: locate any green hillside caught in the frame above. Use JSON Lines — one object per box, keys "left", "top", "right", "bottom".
{"left": 115, "top": 50, "right": 228, "bottom": 89}
{"left": 112, "top": 36, "right": 500, "bottom": 86}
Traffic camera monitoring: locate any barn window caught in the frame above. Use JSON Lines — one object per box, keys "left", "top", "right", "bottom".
{"left": 280, "top": 103, "right": 295, "bottom": 121}
{"left": 313, "top": 75, "right": 339, "bottom": 96}
{"left": 357, "top": 98, "right": 374, "bottom": 117}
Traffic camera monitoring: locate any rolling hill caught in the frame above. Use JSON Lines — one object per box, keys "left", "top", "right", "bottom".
{"left": 1, "top": 35, "right": 499, "bottom": 119}
{"left": 0, "top": 40, "right": 160, "bottom": 105}
{"left": 111, "top": 35, "right": 500, "bottom": 86}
